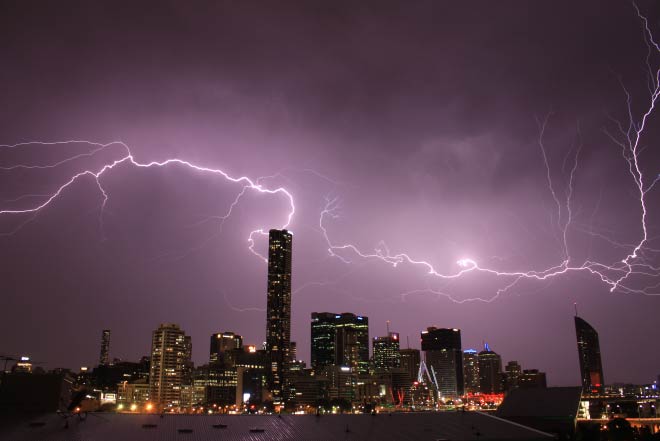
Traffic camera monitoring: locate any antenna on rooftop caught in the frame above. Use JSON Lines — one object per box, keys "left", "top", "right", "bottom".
{"left": 574, "top": 302, "right": 578, "bottom": 317}
{"left": 406, "top": 335, "right": 410, "bottom": 349}
{"left": 386, "top": 320, "right": 390, "bottom": 334}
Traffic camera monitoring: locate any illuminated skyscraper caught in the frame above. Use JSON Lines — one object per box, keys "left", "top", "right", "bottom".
{"left": 265, "top": 229, "right": 293, "bottom": 404}
{"left": 373, "top": 332, "right": 401, "bottom": 371}
{"left": 99, "top": 329, "right": 111, "bottom": 366}
{"left": 311, "top": 312, "right": 337, "bottom": 371}
{"left": 478, "top": 343, "right": 502, "bottom": 394}
{"left": 463, "top": 349, "right": 480, "bottom": 394}
{"left": 149, "top": 323, "right": 192, "bottom": 408}
{"left": 575, "top": 315, "right": 605, "bottom": 394}
{"left": 421, "top": 327, "right": 464, "bottom": 398}
{"left": 311, "top": 312, "right": 370, "bottom": 374}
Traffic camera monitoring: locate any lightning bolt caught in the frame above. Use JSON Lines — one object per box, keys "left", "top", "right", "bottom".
{"left": 316, "top": 4, "right": 660, "bottom": 301}
{"left": 0, "top": 140, "right": 295, "bottom": 261}
{"left": 1, "top": 4, "right": 658, "bottom": 304}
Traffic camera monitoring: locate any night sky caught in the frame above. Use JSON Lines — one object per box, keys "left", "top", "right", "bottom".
{"left": 1, "top": 1, "right": 659, "bottom": 385}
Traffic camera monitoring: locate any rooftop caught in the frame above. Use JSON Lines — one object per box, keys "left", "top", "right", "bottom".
{"left": 1, "top": 411, "right": 554, "bottom": 441}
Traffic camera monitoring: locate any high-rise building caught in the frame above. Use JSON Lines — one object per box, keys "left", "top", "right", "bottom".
{"left": 149, "top": 323, "right": 192, "bottom": 408}
{"left": 373, "top": 332, "right": 401, "bottom": 371}
{"left": 290, "top": 341, "right": 297, "bottom": 361}
{"left": 310, "top": 312, "right": 338, "bottom": 371}
{"left": 575, "top": 315, "right": 605, "bottom": 394}
{"left": 504, "top": 360, "right": 522, "bottom": 391}
{"left": 478, "top": 343, "right": 502, "bottom": 394}
{"left": 99, "top": 330, "right": 111, "bottom": 366}
{"left": 463, "top": 349, "right": 480, "bottom": 394}
{"left": 398, "top": 348, "right": 420, "bottom": 405}
{"left": 421, "top": 327, "right": 464, "bottom": 398}
{"left": 265, "top": 229, "right": 293, "bottom": 404}
{"left": 400, "top": 348, "right": 421, "bottom": 381}
{"left": 310, "top": 312, "right": 369, "bottom": 374}
{"left": 209, "top": 332, "right": 243, "bottom": 365}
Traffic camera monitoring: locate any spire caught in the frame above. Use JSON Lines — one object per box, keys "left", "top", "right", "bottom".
{"left": 574, "top": 302, "right": 579, "bottom": 317}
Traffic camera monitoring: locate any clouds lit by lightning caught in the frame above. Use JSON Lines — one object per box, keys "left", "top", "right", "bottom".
{"left": 1, "top": 5, "right": 659, "bottom": 305}
{"left": 315, "top": 6, "right": 660, "bottom": 301}
{"left": 0, "top": 140, "right": 295, "bottom": 261}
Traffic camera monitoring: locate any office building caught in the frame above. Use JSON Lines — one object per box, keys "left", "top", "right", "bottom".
{"left": 421, "top": 327, "right": 464, "bottom": 398}
{"left": 519, "top": 369, "right": 547, "bottom": 389}
{"left": 400, "top": 348, "right": 421, "bottom": 382}
{"left": 148, "top": 323, "right": 192, "bottom": 408}
{"left": 266, "top": 229, "right": 293, "bottom": 404}
{"left": 478, "top": 343, "right": 502, "bottom": 394}
{"left": 99, "top": 330, "right": 111, "bottom": 366}
{"left": 311, "top": 312, "right": 369, "bottom": 374}
{"left": 574, "top": 315, "right": 605, "bottom": 394}
{"left": 209, "top": 332, "right": 242, "bottom": 365}
{"left": 504, "top": 360, "right": 522, "bottom": 391}
{"left": 290, "top": 341, "right": 297, "bottom": 362}
{"left": 373, "top": 332, "right": 401, "bottom": 371}
{"left": 463, "top": 349, "right": 480, "bottom": 394}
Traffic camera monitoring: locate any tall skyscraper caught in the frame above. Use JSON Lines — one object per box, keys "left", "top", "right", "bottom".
{"left": 99, "top": 329, "right": 111, "bottom": 366}
{"left": 265, "top": 229, "right": 293, "bottom": 404}
{"left": 310, "top": 312, "right": 369, "bottom": 374}
{"left": 149, "top": 323, "right": 192, "bottom": 408}
{"left": 478, "top": 343, "right": 502, "bottom": 394}
{"left": 575, "top": 315, "right": 605, "bottom": 394}
{"left": 463, "top": 349, "right": 480, "bottom": 394}
{"left": 210, "top": 332, "right": 243, "bottom": 365}
{"left": 421, "top": 327, "right": 464, "bottom": 398}
{"left": 373, "top": 332, "right": 401, "bottom": 371}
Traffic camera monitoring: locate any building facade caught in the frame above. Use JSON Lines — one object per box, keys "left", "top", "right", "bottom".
{"left": 310, "top": 312, "right": 370, "bottom": 374}
{"left": 574, "top": 315, "right": 605, "bottom": 394}
{"left": 148, "top": 323, "right": 192, "bottom": 408}
{"left": 99, "top": 330, "right": 111, "bottom": 366}
{"left": 478, "top": 344, "right": 502, "bottom": 394}
{"left": 266, "top": 229, "right": 293, "bottom": 404}
{"left": 421, "top": 327, "right": 464, "bottom": 398}
{"left": 210, "top": 332, "right": 243, "bottom": 365}
{"left": 463, "top": 349, "right": 480, "bottom": 394}
{"left": 504, "top": 360, "right": 522, "bottom": 391}
{"left": 519, "top": 369, "right": 547, "bottom": 388}
{"left": 373, "top": 332, "right": 401, "bottom": 371}
{"left": 400, "top": 348, "right": 421, "bottom": 382}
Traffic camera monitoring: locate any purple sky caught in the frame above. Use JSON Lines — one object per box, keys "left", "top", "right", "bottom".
{"left": 1, "top": 1, "right": 659, "bottom": 385}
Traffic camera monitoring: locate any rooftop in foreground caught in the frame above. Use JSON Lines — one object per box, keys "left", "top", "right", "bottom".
{"left": 0, "top": 411, "right": 553, "bottom": 441}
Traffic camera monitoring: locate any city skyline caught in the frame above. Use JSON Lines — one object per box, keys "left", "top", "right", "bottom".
{"left": 1, "top": 0, "right": 659, "bottom": 387}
